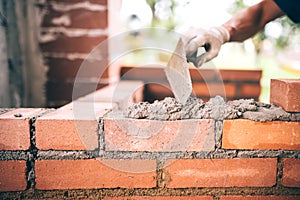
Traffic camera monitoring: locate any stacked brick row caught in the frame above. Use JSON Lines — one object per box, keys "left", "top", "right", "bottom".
{"left": 120, "top": 65, "right": 262, "bottom": 102}
{"left": 0, "top": 79, "right": 299, "bottom": 199}
{"left": 39, "top": 0, "right": 112, "bottom": 107}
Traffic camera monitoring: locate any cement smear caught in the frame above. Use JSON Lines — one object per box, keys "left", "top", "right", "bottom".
{"left": 124, "top": 96, "right": 300, "bottom": 121}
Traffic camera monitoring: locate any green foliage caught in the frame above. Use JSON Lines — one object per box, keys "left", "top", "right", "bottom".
{"left": 145, "top": 0, "right": 176, "bottom": 30}
{"left": 229, "top": 0, "right": 300, "bottom": 52}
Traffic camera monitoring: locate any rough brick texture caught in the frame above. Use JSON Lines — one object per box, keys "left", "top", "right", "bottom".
{"left": 270, "top": 79, "right": 300, "bottom": 112}
{"left": 223, "top": 119, "right": 300, "bottom": 150}
{"left": 104, "top": 197, "right": 213, "bottom": 200}
{"left": 0, "top": 108, "right": 45, "bottom": 150}
{"left": 35, "top": 159, "right": 156, "bottom": 190}
{"left": 0, "top": 160, "right": 27, "bottom": 191}
{"left": 104, "top": 118, "right": 214, "bottom": 152}
{"left": 220, "top": 196, "right": 300, "bottom": 200}
{"left": 165, "top": 158, "right": 277, "bottom": 188}
{"left": 36, "top": 102, "right": 115, "bottom": 150}
{"left": 282, "top": 158, "right": 300, "bottom": 187}
{"left": 42, "top": 9, "right": 108, "bottom": 29}
{"left": 40, "top": 35, "right": 108, "bottom": 54}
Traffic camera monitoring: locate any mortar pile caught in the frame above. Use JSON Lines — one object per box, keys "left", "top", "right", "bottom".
{"left": 124, "top": 96, "right": 300, "bottom": 122}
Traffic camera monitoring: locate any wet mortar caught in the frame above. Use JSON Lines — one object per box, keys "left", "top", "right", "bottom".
{"left": 124, "top": 96, "right": 300, "bottom": 122}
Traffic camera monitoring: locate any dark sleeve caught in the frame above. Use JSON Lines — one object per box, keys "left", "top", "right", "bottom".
{"left": 274, "top": 0, "right": 300, "bottom": 23}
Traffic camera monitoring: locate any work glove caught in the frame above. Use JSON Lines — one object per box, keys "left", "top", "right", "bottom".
{"left": 184, "top": 26, "right": 230, "bottom": 68}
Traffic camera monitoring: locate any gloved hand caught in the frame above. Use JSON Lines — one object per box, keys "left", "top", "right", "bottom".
{"left": 184, "top": 26, "right": 230, "bottom": 68}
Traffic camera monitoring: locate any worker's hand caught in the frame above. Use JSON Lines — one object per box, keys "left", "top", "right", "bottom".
{"left": 184, "top": 26, "right": 230, "bottom": 68}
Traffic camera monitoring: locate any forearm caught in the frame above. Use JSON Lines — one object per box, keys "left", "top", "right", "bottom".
{"left": 222, "top": 0, "right": 285, "bottom": 42}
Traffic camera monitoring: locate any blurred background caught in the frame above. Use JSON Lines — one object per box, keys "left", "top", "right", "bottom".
{"left": 0, "top": 0, "right": 299, "bottom": 108}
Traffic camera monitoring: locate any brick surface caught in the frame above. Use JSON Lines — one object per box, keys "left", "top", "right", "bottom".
{"left": 0, "top": 108, "right": 46, "bottom": 150}
{"left": 104, "top": 196, "right": 213, "bottom": 200}
{"left": 219, "top": 69, "right": 262, "bottom": 81}
{"left": 104, "top": 118, "right": 215, "bottom": 152}
{"left": 165, "top": 158, "right": 277, "bottom": 188}
{"left": 223, "top": 119, "right": 300, "bottom": 150}
{"left": 240, "top": 84, "right": 261, "bottom": 97}
{"left": 35, "top": 159, "right": 156, "bottom": 190}
{"left": 46, "top": 57, "right": 109, "bottom": 80}
{"left": 36, "top": 101, "right": 116, "bottom": 150}
{"left": 40, "top": 35, "right": 107, "bottom": 53}
{"left": 282, "top": 158, "right": 300, "bottom": 187}
{"left": 0, "top": 160, "right": 27, "bottom": 191}
{"left": 220, "top": 196, "right": 299, "bottom": 200}
{"left": 42, "top": 9, "right": 108, "bottom": 29}
{"left": 270, "top": 79, "right": 300, "bottom": 112}
{"left": 78, "top": 81, "right": 144, "bottom": 110}
{"left": 193, "top": 83, "right": 236, "bottom": 97}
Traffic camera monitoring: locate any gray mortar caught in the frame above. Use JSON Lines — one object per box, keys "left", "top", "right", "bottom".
{"left": 37, "top": 150, "right": 99, "bottom": 160}
{"left": 124, "top": 96, "right": 300, "bottom": 121}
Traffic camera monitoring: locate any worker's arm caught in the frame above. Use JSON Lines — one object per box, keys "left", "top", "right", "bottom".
{"left": 185, "top": 0, "right": 285, "bottom": 68}
{"left": 223, "top": 0, "right": 285, "bottom": 42}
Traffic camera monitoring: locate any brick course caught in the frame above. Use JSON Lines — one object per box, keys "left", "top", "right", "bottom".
{"left": 222, "top": 119, "right": 300, "bottom": 150}
{"left": 36, "top": 102, "right": 115, "bottom": 150}
{"left": 220, "top": 196, "right": 300, "bottom": 200}
{"left": 165, "top": 158, "right": 277, "bottom": 188}
{"left": 104, "top": 197, "right": 213, "bottom": 200}
{"left": 282, "top": 158, "right": 300, "bottom": 187}
{"left": 104, "top": 118, "right": 215, "bottom": 152}
{"left": 0, "top": 160, "right": 27, "bottom": 191}
{"left": 0, "top": 108, "right": 46, "bottom": 150}
{"left": 35, "top": 159, "right": 156, "bottom": 190}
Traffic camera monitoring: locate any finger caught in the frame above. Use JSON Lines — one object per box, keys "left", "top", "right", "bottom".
{"left": 187, "top": 51, "right": 198, "bottom": 67}
{"left": 195, "top": 48, "right": 219, "bottom": 68}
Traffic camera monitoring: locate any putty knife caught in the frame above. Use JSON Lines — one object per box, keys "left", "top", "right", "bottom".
{"left": 164, "top": 38, "right": 192, "bottom": 105}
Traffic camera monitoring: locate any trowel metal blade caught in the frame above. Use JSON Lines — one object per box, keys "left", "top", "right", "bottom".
{"left": 165, "top": 38, "right": 192, "bottom": 105}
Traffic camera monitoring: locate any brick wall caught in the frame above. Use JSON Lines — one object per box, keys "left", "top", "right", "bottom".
{"left": 38, "top": 0, "right": 122, "bottom": 107}
{"left": 0, "top": 79, "right": 299, "bottom": 199}
{"left": 120, "top": 65, "right": 262, "bottom": 102}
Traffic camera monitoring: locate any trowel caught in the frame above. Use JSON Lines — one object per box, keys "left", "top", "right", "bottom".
{"left": 164, "top": 38, "right": 192, "bottom": 105}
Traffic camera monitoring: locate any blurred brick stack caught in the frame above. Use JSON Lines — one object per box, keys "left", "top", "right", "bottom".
{"left": 39, "top": 0, "right": 121, "bottom": 107}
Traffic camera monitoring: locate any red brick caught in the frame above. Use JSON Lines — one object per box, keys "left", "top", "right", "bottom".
{"left": 0, "top": 108, "right": 46, "bottom": 150}
{"left": 40, "top": 35, "right": 107, "bottom": 54}
{"left": 46, "top": 57, "right": 109, "bottom": 80}
{"left": 0, "top": 160, "right": 27, "bottom": 191}
{"left": 240, "top": 84, "right": 261, "bottom": 97}
{"left": 220, "top": 196, "right": 299, "bottom": 200}
{"left": 193, "top": 83, "right": 236, "bottom": 97}
{"left": 282, "top": 158, "right": 300, "bottom": 187}
{"left": 36, "top": 101, "right": 116, "bottom": 150}
{"left": 223, "top": 119, "right": 300, "bottom": 150}
{"left": 78, "top": 81, "right": 144, "bottom": 110}
{"left": 35, "top": 159, "right": 156, "bottom": 190}
{"left": 165, "top": 158, "right": 277, "bottom": 188}
{"left": 42, "top": 9, "right": 108, "bottom": 29}
{"left": 190, "top": 68, "right": 218, "bottom": 82}
{"left": 270, "top": 79, "right": 300, "bottom": 112}
{"left": 104, "top": 118, "right": 214, "bottom": 152}
{"left": 104, "top": 196, "right": 213, "bottom": 200}
{"left": 219, "top": 69, "right": 262, "bottom": 81}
